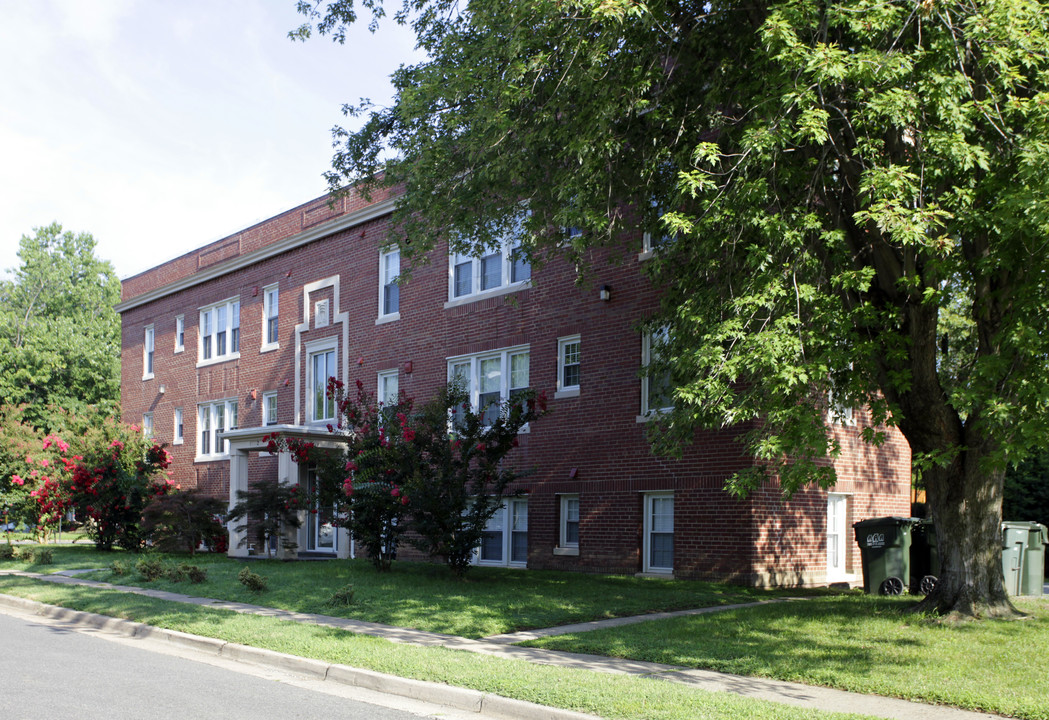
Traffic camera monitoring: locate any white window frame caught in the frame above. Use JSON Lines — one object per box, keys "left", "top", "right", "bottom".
{"left": 827, "top": 388, "right": 855, "bottom": 426}
{"left": 558, "top": 494, "right": 580, "bottom": 552}
{"left": 196, "top": 398, "right": 238, "bottom": 461}
{"left": 639, "top": 329, "right": 673, "bottom": 419}
{"left": 639, "top": 202, "right": 676, "bottom": 261}
{"left": 445, "top": 222, "right": 531, "bottom": 306}
{"left": 173, "top": 407, "right": 184, "bottom": 445}
{"left": 198, "top": 297, "right": 241, "bottom": 366}
{"left": 262, "top": 391, "right": 278, "bottom": 427}
{"left": 476, "top": 498, "right": 529, "bottom": 567}
{"left": 143, "top": 325, "right": 155, "bottom": 380}
{"left": 142, "top": 412, "right": 154, "bottom": 439}
{"left": 556, "top": 335, "right": 581, "bottom": 399}
{"left": 447, "top": 345, "right": 530, "bottom": 428}
{"left": 378, "top": 248, "right": 401, "bottom": 322}
{"left": 377, "top": 369, "right": 399, "bottom": 408}
{"left": 174, "top": 315, "right": 185, "bottom": 353}
{"left": 643, "top": 492, "right": 674, "bottom": 574}
{"left": 306, "top": 339, "right": 338, "bottom": 425}
{"left": 262, "top": 284, "right": 279, "bottom": 351}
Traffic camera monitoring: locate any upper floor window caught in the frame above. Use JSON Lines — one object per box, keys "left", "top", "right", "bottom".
{"left": 378, "top": 370, "right": 399, "bottom": 407}
{"left": 173, "top": 407, "right": 184, "bottom": 445}
{"left": 448, "top": 218, "right": 531, "bottom": 303}
{"left": 263, "top": 284, "right": 279, "bottom": 349}
{"left": 174, "top": 315, "right": 185, "bottom": 353}
{"left": 379, "top": 249, "right": 400, "bottom": 319}
{"left": 263, "top": 391, "right": 278, "bottom": 426}
{"left": 307, "top": 341, "right": 337, "bottom": 423}
{"left": 556, "top": 335, "right": 581, "bottom": 398}
{"left": 641, "top": 328, "right": 674, "bottom": 417}
{"left": 448, "top": 346, "right": 530, "bottom": 427}
{"left": 142, "top": 412, "right": 154, "bottom": 439}
{"left": 199, "top": 298, "right": 240, "bottom": 364}
{"left": 198, "top": 398, "right": 238, "bottom": 459}
{"left": 143, "top": 326, "right": 155, "bottom": 379}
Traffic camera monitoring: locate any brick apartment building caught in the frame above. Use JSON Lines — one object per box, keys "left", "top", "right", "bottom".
{"left": 116, "top": 186, "right": 911, "bottom": 586}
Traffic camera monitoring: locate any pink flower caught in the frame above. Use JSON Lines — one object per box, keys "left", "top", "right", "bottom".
{"left": 403, "top": 429, "right": 416, "bottom": 442}
{"left": 12, "top": 474, "right": 24, "bottom": 486}
{"left": 40, "top": 459, "right": 49, "bottom": 468}
{"left": 391, "top": 487, "right": 401, "bottom": 497}
{"left": 400, "top": 496, "right": 409, "bottom": 506}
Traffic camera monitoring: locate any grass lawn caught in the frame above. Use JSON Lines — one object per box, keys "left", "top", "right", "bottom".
{"left": 0, "top": 545, "right": 789, "bottom": 638}
{"left": 524, "top": 593, "right": 1049, "bottom": 720}
{"left": 0, "top": 575, "right": 869, "bottom": 720}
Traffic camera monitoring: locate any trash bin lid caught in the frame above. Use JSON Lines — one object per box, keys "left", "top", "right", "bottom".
{"left": 853, "top": 516, "right": 918, "bottom": 529}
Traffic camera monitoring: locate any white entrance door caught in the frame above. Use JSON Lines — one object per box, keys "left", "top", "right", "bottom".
{"left": 827, "top": 493, "right": 848, "bottom": 581}
{"left": 305, "top": 468, "right": 336, "bottom": 553}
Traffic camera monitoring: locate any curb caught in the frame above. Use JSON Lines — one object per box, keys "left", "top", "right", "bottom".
{"left": 0, "top": 593, "right": 599, "bottom": 720}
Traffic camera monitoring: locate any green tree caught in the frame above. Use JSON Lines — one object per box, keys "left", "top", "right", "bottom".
{"left": 298, "top": 0, "right": 1049, "bottom": 616}
{"left": 0, "top": 223, "right": 121, "bottom": 426}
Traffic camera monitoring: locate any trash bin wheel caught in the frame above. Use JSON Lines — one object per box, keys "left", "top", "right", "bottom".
{"left": 919, "top": 575, "right": 938, "bottom": 596}
{"left": 879, "top": 576, "right": 905, "bottom": 595}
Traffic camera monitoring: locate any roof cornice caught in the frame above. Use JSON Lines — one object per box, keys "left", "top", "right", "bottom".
{"left": 115, "top": 197, "right": 397, "bottom": 313}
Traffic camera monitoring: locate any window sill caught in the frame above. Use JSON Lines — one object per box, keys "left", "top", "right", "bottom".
{"left": 172, "top": 439, "right": 184, "bottom": 446}
{"left": 553, "top": 546, "right": 579, "bottom": 557}
{"left": 194, "top": 454, "right": 230, "bottom": 463}
{"left": 375, "top": 312, "right": 401, "bottom": 326}
{"left": 636, "top": 410, "right": 671, "bottom": 423}
{"left": 635, "top": 570, "right": 674, "bottom": 578}
{"left": 637, "top": 249, "right": 655, "bottom": 263}
{"left": 444, "top": 281, "right": 531, "bottom": 309}
{"left": 554, "top": 388, "right": 580, "bottom": 400}
{"left": 174, "top": 347, "right": 184, "bottom": 354}
{"left": 143, "top": 373, "right": 154, "bottom": 381}
{"left": 260, "top": 343, "right": 279, "bottom": 354}
{"left": 196, "top": 352, "right": 241, "bottom": 369}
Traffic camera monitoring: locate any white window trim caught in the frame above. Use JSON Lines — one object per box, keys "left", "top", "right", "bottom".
{"left": 197, "top": 296, "right": 241, "bottom": 368}
{"left": 643, "top": 492, "right": 674, "bottom": 574}
{"left": 143, "top": 325, "right": 155, "bottom": 380}
{"left": 261, "top": 283, "right": 280, "bottom": 352}
{"left": 305, "top": 338, "right": 339, "bottom": 425}
{"left": 378, "top": 248, "right": 401, "bottom": 323}
{"left": 475, "top": 498, "right": 529, "bottom": 567}
{"left": 262, "top": 391, "right": 278, "bottom": 427}
{"left": 142, "top": 412, "right": 154, "bottom": 440}
{"left": 447, "top": 345, "right": 530, "bottom": 430}
{"left": 172, "top": 407, "right": 184, "bottom": 445}
{"left": 556, "top": 494, "right": 580, "bottom": 555}
{"left": 195, "top": 398, "right": 238, "bottom": 462}
{"left": 174, "top": 315, "right": 185, "bottom": 354}
{"left": 445, "top": 230, "right": 532, "bottom": 308}
{"left": 827, "top": 492, "right": 852, "bottom": 582}
{"left": 638, "top": 329, "right": 673, "bottom": 421}
{"left": 377, "top": 369, "right": 399, "bottom": 408}
{"left": 555, "top": 335, "right": 581, "bottom": 399}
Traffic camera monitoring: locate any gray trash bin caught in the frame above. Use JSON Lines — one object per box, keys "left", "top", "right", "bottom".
{"left": 1001, "top": 522, "right": 1029, "bottom": 596}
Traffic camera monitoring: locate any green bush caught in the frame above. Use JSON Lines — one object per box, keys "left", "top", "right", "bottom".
{"left": 237, "top": 566, "right": 268, "bottom": 593}
{"left": 136, "top": 556, "right": 165, "bottom": 582}
{"left": 110, "top": 559, "right": 133, "bottom": 576}
{"left": 0, "top": 543, "right": 14, "bottom": 560}
{"left": 325, "top": 584, "right": 356, "bottom": 607}
{"left": 166, "top": 562, "right": 207, "bottom": 584}
{"left": 32, "top": 548, "right": 53, "bottom": 565}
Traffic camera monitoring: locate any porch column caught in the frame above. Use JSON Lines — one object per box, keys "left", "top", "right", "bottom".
{"left": 276, "top": 450, "right": 300, "bottom": 560}
{"left": 227, "top": 445, "right": 250, "bottom": 558}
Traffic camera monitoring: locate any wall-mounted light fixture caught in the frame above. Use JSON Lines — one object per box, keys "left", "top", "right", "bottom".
{"left": 158, "top": 385, "right": 166, "bottom": 395}
{"left": 599, "top": 285, "right": 612, "bottom": 302}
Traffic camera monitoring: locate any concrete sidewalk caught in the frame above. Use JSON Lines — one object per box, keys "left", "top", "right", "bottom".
{"left": 0, "top": 569, "right": 1005, "bottom": 720}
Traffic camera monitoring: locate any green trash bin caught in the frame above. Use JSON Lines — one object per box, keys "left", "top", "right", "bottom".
{"left": 1001, "top": 522, "right": 1029, "bottom": 596}
{"left": 854, "top": 517, "right": 917, "bottom": 595}
{"left": 1010, "top": 522, "right": 1047, "bottom": 596}
{"left": 910, "top": 519, "right": 940, "bottom": 595}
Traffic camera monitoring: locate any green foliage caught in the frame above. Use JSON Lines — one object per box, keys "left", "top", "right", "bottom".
{"left": 0, "top": 544, "right": 14, "bottom": 560}
{"left": 140, "top": 489, "right": 227, "bottom": 555}
{"left": 110, "top": 559, "right": 133, "bottom": 576}
{"left": 31, "top": 547, "right": 53, "bottom": 565}
{"left": 325, "top": 583, "right": 356, "bottom": 608}
{"left": 136, "top": 556, "right": 165, "bottom": 582}
{"left": 237, "top": 566, "right": 268, "bottom": 593}
{"left": 226, "top": 479, "right": 305, "bottom": 557}
{"left": 0, "top": 224, "right": 121, "bottom": 426}
{"left": 298, "top": 0, "right": 1049, "bottom": 610}
{"left": 165, "top": 562, "right": 208, "bottom": 584}
{"left": 1004, "top": 455, "right": 1049, "bottom": 530}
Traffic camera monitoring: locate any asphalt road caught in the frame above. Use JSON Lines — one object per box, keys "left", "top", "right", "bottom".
{"left": 0, "top": 611, "right": 480, "bottom": 720}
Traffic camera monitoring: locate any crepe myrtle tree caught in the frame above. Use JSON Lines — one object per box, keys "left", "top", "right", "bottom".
{"left": 275, "top": 377, "right": 548, "bottom": 575}
{"left": 295, "top": 0, "right": 1049, "bottom": 617}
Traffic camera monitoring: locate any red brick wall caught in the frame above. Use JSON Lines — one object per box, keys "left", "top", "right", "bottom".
{"left": 119, "top": 188, "right": 912, "bottom": 585}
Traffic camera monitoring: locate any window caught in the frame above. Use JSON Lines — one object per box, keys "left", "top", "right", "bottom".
{"left": 448, "top": 346, "right": 529, "bottom": 427}
{"left": 478, "top": 498, "right": 528, "bottom": 566}
{"left": 556, "top": 335, "right": 581, "bottom": 397}
{"left": 379, "top": 249, "right": 400, "bottom": 318}
{"left": 378, "top": 370, "right": 399, "bottom": 407}
{"left": 197, "top": 399, "right": 238, "bottom": 459}
{"left": 174, "top": 315, "right": 185, "bottom": 353}
{"left": 263, "top": 284, "right": 279, "bottom": 349}
{"left": 199, "top": 298, "right": 240, "bottom": 363}
{"left": 308, "top": 343, "right": 337, "bottom": 423}
{"left": 143, "top": 326, "right": 155, "bottom": 379}
{"left": 640, "top": 202, "right": 677, "bottom": 258}
{"left": 560, "top": 495, "right": 580, "bottom": 549}
{"left": 142, "top": 413, "right": 154, "bottom": 439}
{"left": 447, "top": 217, "right": 530, "bottom": 302}
{"left": 173, "top": 408, "right": 184, "bottom": 445}
{"left": 641, "top": 328, "right": 674, "bottom": 417}
{"left": 643, "top": 493, "right": 674, "bottom": 573}
{"left": 827, "top": 493, "right": 849, "bottom": 581}
{"left": 262, "top": 392, "right": 278, "bottom": 426}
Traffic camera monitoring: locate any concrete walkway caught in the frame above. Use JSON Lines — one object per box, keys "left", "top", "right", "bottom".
{"left": 0, "top": 568, "right": 1006, "bottom": 720}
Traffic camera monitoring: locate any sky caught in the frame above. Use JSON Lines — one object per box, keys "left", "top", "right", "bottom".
{"left": 0, "top": 0, "right": 420, "bottom": 281}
